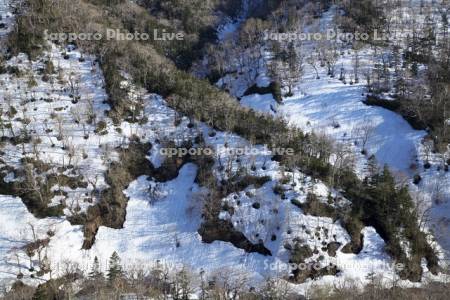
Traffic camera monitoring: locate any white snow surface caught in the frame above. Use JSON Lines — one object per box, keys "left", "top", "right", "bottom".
{"left": 0, "top": 60, "right": 444, "bottom": 294}
{"left": 221, "top": 5, "right": 450, "bottom": 258}
{"left": 0, "top": 44, "right": 119, "bottom": 215}
{"left": 279, "top": 63, "right": 426, "bottom": 174}
{"left": 1, "top": 2, "right": 450, "bottom": 295}
{"left": 0, "top": 45, "right": 434, "bottom": 293}
{"left": 240, "top": 93, "right": 277, "bottom": 115}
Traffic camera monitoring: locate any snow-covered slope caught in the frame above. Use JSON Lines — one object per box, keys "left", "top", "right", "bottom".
{"left": 1, "top": 1, "right": 449, "bottom": 296}
{"left": 216, "top": 5, "right": 450, "bottom": 260}
{"left": 0, "top": 45, "right": 119, "bottom": 215}
{"left": 0, "top": 45, "right": 446, "bottom": 294}
{"left": 1, "top": 42, "right": 439, "bottom": 293}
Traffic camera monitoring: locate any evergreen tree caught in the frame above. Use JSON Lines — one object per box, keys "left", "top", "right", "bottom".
{"left": 365, "top": 154, "right": 379, "bottom": 183}
{"left": 89, "top": 256, "right": 103, "bottom": 280}
{"left": 375, "top": 166, "right": 396, "bottom": 227}
{"left": 411, "top": 61, "right": 418, "bottom": 76}
{"left": 107, "top": 251, "right": 122, "bottom": 282}
{"left": 284, "top": 42, "right": 303, "bottom": 96}
{"left": 32, "top": 285, "right": 48, "bottom": 300}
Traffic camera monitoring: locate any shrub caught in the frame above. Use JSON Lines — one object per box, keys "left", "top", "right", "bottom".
{"left": 300, "top": 193, "right": 338, "bottom": 220}
{"left": 413, "top": 174, "right": 422, "bottom": 185}
{"left": 44, "top": 60, "right": 55, "bottom": 74}
{"left": 94, "top": 120, "right": 108, "bottom": 134}
{"left": 291, "top": 198, "right": 302, "bottom": 208}
{"left": 273, "top": 184, "right": 284, "bottom": 195}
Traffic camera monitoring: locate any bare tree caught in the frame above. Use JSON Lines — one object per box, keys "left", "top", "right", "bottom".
{"left": 171, "top": 268, "right": 194, "bottom": 300}
{"left": 269, "top": 44, "right": 303, "bottom": 97}
{"left": 422, "top": 138, "right": 434, "bottom": 166}
{"left": 352, "top": 50, "right": 360, "bottom": 84}
{"left": 209, "top": 268, "right": 250, "bottom": 300}
{"left": 20, "top": 164, "right": 46, "bottom": 205}
{"left": 307, "top": 50, "right": 321, "bottom": 80}
{"left": 355, "top": 118, "right": 376, "bottom": 155}
{"left": 260, "top": 278, "right": 293, "bottom": 300}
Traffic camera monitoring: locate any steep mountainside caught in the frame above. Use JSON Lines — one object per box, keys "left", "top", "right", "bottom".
{"left": 0, "top": 0, "right": 449, "bottom": 299}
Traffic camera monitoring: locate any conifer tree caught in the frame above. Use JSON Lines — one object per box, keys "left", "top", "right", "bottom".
{"left": 107, "top": 251, "right": 122, "bottom": 282}
{"left": 89, "top": 256, "right": 103, "bottom": 280}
